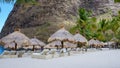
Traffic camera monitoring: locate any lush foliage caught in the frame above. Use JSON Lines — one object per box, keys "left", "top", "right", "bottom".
{"left": 114, "top": 0, "right": 120, "bottom": 3}
{"left": 16, "top": 0, "right": 37, "bottom": 4}
{"left": 70, "top": 8, "right": 120, "bottom": 42}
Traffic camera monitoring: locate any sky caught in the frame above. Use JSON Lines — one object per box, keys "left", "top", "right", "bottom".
{"left": 0, "top": 3, "right": 14, "bottom": 32}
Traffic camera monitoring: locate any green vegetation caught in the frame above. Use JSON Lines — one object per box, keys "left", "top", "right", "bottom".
{"left": 16, "top": 0, "right": 37, "bottom": 5}
{"left": 70, "top": 8, "right": 120, "bottom": 42}
{"left": 114, "top": 0, "right": 120, "bottom": 3}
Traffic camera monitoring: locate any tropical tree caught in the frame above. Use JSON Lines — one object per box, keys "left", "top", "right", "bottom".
{"left": 97, "top": 19, "right": 110, "bottom": 41}
{"left": 111, "top": 13, "right": 120, "bottom": 41}
{"left": 97, "top": 13, "right": 120, "bottom": 41}
{"left": 70, "top": 8, "right": 120, "bottom": 42}
{"left": 70, "top": 8, "right": 97, "bottom": 40}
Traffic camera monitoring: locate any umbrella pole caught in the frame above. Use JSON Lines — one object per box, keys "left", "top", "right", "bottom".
{"left": 61, "top": 41, "right": 64, "bottom": 48}
{"left": 77, "top": 42, "right": 80, "bottom": 48}
{"left": 15, "top": 43, "right": 17, "bottom": 50}
{"left": 32, "top": 45, "right": 35, "bottom": 51}
{"left": 41, "top": 46, "right": 44, "bottom": 52}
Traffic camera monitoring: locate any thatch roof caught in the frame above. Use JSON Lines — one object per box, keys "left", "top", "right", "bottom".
{"left": 48, "top": 27, "right": 74, "bottom": 42}
{"left": 96, "top": 40, "right": 103, "bottom": 46}
{"left": 47, "top": 41, "right": 61, "bottom": 46}
{"left": 100, "top": 42, "right": 105, "bottom": 46}
{"left": 4, "top": 42, "right": 15, "bottom": 48}
{"left": 88, "top": 39, "right": 98, "bottom": 46}
{"left": 1, "top": 31, "right": 30, "bottom": 47}
{"left": 74, "top": 33, "right": 87, "bottom": 43}
{"left": 45, "top": 41, "right": 77, "bottom": 48}
{"left": 44, "top": 41, "right": 61, "bottom": 48}
{"left": 23, "top": 46, "right": 32, "bottom": 49}
{"left": 107, "top": 41, "right": 115, "bottom": 45}
{"left": 89, "top": 39, "right": 104, "bottom": 46}
{"left": 30, "top": 38, "right": 46, "bottom": 46}
{"left": 23, "top": 45, "right": 41, "bottom": 49}
{"left": 64, "top": 42, "right": 77, "bottom": 48}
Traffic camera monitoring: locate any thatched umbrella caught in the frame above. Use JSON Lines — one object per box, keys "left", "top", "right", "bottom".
{"left": 88, "top": 39, "right": 98, "bottom": 47}
{"left": 100, "top": 42, "right": 105, "bottom": 47}
{"left": 111, "top": 37, "right": 119, "bottom": 48}
{"left": 107, "top": 41, "right": 115, "bottom": 45}
{"left": 106, "top": 41, "right": 116, "bottom": 48}
{"left": 30, "top": 37, "right": 46, "bottom": 51}
{"left": 73, "top": 32, "right": 87, "bottom": 48}
{"left": 1, "top": 30, "right": 30, "bottom": 50}
{"left": 95, "top": 40, "right": 104, "bottom": 48}
{"left": 45, "top": 41, "right": 61, "bottom": 49}
{"left": 89, "top": 39, "right": 103, "bottom": 48}
{"left": 48, "top": 27, "right": 74, "bottom": 48}
{"left": 64, "top": 41, "right": 77, "bottom": 48}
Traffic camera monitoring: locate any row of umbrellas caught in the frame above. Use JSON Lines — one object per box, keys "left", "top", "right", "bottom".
{"left": 47, "top": 27, "right": 88, "bottom": 48}
{"left": 0, "top": 27, "right": 115, "bottom": 50}
{"left": 0, "top": 30, "right": 45, "bottom": 50}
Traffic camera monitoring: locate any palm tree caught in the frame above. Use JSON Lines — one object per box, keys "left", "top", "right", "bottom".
{"left": 97, "top": 13, "right": 120, "bottom": 41}
{"left": 70, "top": 8, "right": 97, "bottom": 40}
{"left": 111, "top": 15, "right": 120, "bottom": 42}
{"left": 97, "top": 19, "right": 109, "bottom": 41}
{"left": 70, "top": 8, "right": 119, "bottom": 42}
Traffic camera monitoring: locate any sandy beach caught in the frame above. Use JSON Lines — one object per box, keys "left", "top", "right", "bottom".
{"left": 0, "top": 49, "right": 120, "bottom": 68}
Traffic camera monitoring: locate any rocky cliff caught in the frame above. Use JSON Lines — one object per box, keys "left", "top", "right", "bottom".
{"left": 0, "top": 0, "right": 120, "bottom": 42}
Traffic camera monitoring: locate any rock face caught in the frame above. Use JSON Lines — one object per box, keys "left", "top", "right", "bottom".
{"left": 0, "top": 0, "right": 120, "bottom": 42}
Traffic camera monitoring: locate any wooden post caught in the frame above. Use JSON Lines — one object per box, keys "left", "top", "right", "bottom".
{"left": 61, "top": 41, "right": 64, "bottom": 48}
{"left": 14, "top": 41, "right": 17, "bottom": 50}
{"left": 32, "top": 45, "right": 35, "bottom": 51}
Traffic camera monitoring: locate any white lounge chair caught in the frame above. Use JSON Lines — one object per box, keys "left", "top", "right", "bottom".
{"left": 67, "top": 48, "right": 72, "bottom": 56}
{"left": 17, "top": 51, "right": 25, "bottom": 57}
{"left": 22, "top": 50, "right": 34, "bottom": 57}
{"left": 59, "top": 48, "right": 68, "bottom": 57}
{"left": 2, "top": 51, "right": 18, "bottom": 58}
{"left": 31, "top": 49, "right": 52, "bottom": 59}
{"left": 0, "top": 51, "right": 10, "bottom": 58}
{"left": 0, "top": 51, "right": 5, "bottom": 58}
{"left": 49, "top": 49, "right": 59, "bottom": 58}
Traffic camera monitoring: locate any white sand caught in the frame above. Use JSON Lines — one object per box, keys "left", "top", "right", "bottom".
{"left": 0, "top": 50, "right": 120, "bottom": 68}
